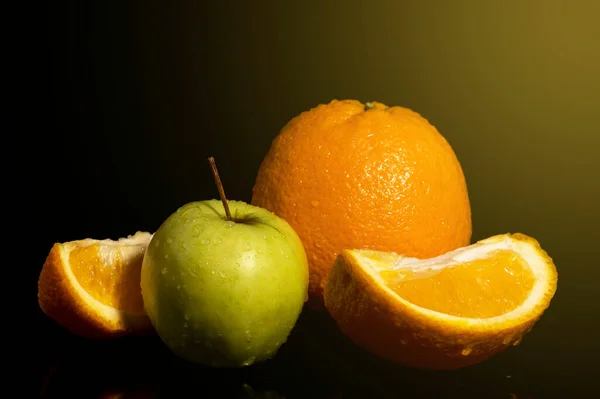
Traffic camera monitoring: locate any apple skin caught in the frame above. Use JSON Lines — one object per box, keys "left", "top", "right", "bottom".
{"left": 140, "top": 199, "right": 309, "bottom": 367}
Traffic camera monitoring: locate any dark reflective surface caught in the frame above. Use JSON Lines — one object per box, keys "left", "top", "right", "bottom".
{"left": 36, "top": 306, "right": 576, "bottom": 399}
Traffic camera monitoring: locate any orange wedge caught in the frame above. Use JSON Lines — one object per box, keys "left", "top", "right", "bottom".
{"left": 38, "top": 232, "right": 154, "bottom": 338}
{"left": 323, "top": 233, "right": 558, "bottom": 370}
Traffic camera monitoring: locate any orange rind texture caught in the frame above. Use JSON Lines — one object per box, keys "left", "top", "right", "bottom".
{"left": 252, "top": 99, "right": 472, "bottom": 308}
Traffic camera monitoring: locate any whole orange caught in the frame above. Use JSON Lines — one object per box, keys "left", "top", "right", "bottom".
{"left": 252, "top": 99, "right": 472, "bottom": 308}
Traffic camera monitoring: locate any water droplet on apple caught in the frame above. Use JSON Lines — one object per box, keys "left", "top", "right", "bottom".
{"left": 211, "top": 270, "right": 215, "bottom": 275}
{"left": 184, "top": 313, "right": 190, "bottom": 320}
{"left": 244, "top": 330, "right": 252, "bottom": 342}
{"left": 461, "top": 348, "right": 472, "bottom": 356}
{"left": 214, "top": 238, "right": 222, "bottom": 244}
{"left": 311, "top": 200, "right": 320, "bottom": 207}
{"left": 226, "top": 221, "right": 235, "bottom": 228}
{"left": 164, "top": 254, "right": 169, "bottom": 259}
{"left": 242, "top": 357, "right": 256, "bottom": 366}
{"left": 200, "top": 239, "right": 210, "bottom": 245}
{"left": 161, "top": 268, "right": 168, "bottom": 275}
{"left": 166, "top": 238, "right": 172, "bottom": 244}
{"left": 219, "top": 271, "right": 227, "bottom": 278}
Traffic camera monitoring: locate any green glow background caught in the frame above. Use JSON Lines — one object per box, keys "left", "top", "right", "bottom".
{"left": 139, "top": 3, "right": 600, "bottom": 308}
{"left": 138, "top": 0, "right": 600, "bottom": 389}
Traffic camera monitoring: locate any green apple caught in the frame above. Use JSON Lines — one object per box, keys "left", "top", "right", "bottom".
{"left": 140, "top": 199, "right": 309, "bottom": 367}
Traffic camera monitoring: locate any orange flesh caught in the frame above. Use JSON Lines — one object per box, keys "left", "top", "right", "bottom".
{"left": 69, "top": 244, "right": 145, "bottom": 313}
{"left": 380, "top": 250, "right": 535, "bottom": 318}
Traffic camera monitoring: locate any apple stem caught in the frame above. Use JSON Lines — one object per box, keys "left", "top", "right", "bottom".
{"left": 208, "top": 156, "right": 233, "bottom": 221}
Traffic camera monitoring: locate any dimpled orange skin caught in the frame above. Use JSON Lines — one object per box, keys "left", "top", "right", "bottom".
{"left": 251, "top": 99, "right": 472, "bottom": 308}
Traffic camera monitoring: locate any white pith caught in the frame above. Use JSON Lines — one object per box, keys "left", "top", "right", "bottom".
{"left": 352, "top": 235, "right": 555, "bottom": 326}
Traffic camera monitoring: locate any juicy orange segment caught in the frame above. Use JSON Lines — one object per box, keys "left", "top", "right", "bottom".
{"left": 380, "top": 249, "right": 535, "bottom": 318}
{"left": 69, "top": 244, "right": 145, "bottom": 313}
{"left": 38, "top": 232, "right": 154, "bottom": 338}
{"left": 324, "top": 233, "right": 558, "bottom": 370}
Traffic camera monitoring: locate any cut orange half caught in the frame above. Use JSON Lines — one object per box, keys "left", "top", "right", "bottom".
{"left": 38, "top": 231, "right": 154, "bottom": 338}
{"left": 324, "top": 233, "right": 558, "bottom": 370}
